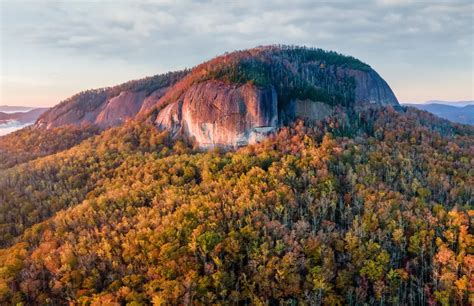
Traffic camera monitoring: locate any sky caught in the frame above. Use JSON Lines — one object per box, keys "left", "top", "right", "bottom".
{"left": 1, "top": 0, "right": 473, "bottom": 107}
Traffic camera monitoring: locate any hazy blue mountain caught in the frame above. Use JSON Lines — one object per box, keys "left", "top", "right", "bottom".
{"left": 0, "top": 105, "right": 35, "bottom": 113}
{"left": 425, "top": 100, "right": 473, "bottom": 107}
{"left": 404, "top": 103, "right": 474, "bottom": 125}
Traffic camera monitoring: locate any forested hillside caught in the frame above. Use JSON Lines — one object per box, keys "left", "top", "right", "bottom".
{"left": 0, "top": 125, "right": 100, "bottom": 169}
{"left": 0, "top": 106, "right": 472, "bottom": 305}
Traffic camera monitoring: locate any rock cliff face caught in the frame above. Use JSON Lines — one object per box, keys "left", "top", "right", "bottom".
{"left": 157, "top": 81, "right": 278, "bottom": 147}
{"left": 36, "top": 90, "right": 161, "bottom": 129}
{"left": 95, "top": 91, "right": 147, "bottom": 127}
{"left": 341, "top": 68, "right": 398, "bottom": 106}
{"left": 149, "top": 47, "right": 399, "bottom": 148}
{"left": 35, "top": 45, "right": 399, "bottom": 148}
{"left": 35, "top": 71, "right": 187, "bottom": 129}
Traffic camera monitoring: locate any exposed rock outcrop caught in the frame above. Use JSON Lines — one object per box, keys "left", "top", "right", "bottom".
{"left": 34, "top": 45, "right": 400, "bottom": 148}
{"left": 150, "top": 47, "right": 399, "bottom": 148}
{"left": 37, "top": 90, "right": 152, "bottom": 129}
{"left": 157, "top": 81, "right": 278, "bottom": 147}
{"left": 95, "top": 91, "right": 147, "bottom": 127}
{"left": 35, "top": 71, "right": 187, "bottom": 129}
{"left": 341, "top": 68, "right": 398, "bottom": 106}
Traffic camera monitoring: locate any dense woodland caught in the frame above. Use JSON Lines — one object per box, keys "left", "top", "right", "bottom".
{"left": 0, "top": 125, "right": 100, "bottom": 170}
{"left": 0, "top": 106, "right": 472, "bottom": 305}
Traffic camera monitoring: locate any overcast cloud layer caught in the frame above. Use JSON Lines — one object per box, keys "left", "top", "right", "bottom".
{"left": 1, "top": 0, "right": 473, "bottom": 107}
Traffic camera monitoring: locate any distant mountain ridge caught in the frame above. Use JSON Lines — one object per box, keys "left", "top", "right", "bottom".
{"left": 0, "top": 105, "right": 35, "bottom": 113}
{"left": 0, "top": 107, "right": 49, "bottom": 136}
{"left": 0, "top": 108, "right": 49, "bottom": 124}
{"left": 404, "top": 102, "right": 473, "bottom": 125}
{"left": 425, "top": 100, "right": 473, "bottom": 107}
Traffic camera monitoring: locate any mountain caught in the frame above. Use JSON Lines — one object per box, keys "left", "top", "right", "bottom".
{"left": 0, "top": 108, "right": 49, "bottom": 136}
{"left": 35, "top": 46, "right": 398, "bottom": 147}
{"left": 403, "top": 100, "right": 473, "bottom": 107}
{"left": 425, "top": 100, "right": 473, "bottom": 107}
{"left": 404, "top": 103, "right": 474, "bottom": 125}
{"left": 0, "top": 108, "right": 48, "bottom": 124}
{"left": 0, "top": 46, "right": 472, "bottom": 305}
{"left": 0, "top": 105, "right": 35, "bottom": 113}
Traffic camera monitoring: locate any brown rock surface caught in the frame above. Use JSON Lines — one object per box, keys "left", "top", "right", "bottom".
{"left": 36, "top": 90, "right": 149, "bottom": 129}
{"left": 156, "top": 81, "right": 278, "bottom": 147}
{"left": 35, "top": 71, "right": 187, "bottom": 129}
{"left": 340, "top": 68, "right": 398, "bottom": 106}
{"left": 95, "top": 91, "right": 147, "bottom": 127}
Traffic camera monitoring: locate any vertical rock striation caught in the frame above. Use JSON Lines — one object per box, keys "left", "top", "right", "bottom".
{"left": 156, "top": 81, "right": 278, "bottom": 147}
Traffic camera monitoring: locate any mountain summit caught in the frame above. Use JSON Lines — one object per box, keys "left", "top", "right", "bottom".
{"left": 1, "top": 46, "right": 473, "bottom": 306}
{"left": 36, "top": 45, "right": 398, "bottom": 147}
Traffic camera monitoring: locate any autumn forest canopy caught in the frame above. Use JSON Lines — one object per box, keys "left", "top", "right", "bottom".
{"left": 0, "top": 104, "right": 472, "bottom": 305}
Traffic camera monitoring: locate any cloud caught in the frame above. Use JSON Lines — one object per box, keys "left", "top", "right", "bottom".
{"left": 1, "top": 0, "right": 473, "bottom": 105}
{"left": 3, "top": 0, "right": 472, "bottom": 62}
{"left": 375, "top": 0, "right": 414, "bottom": 6}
